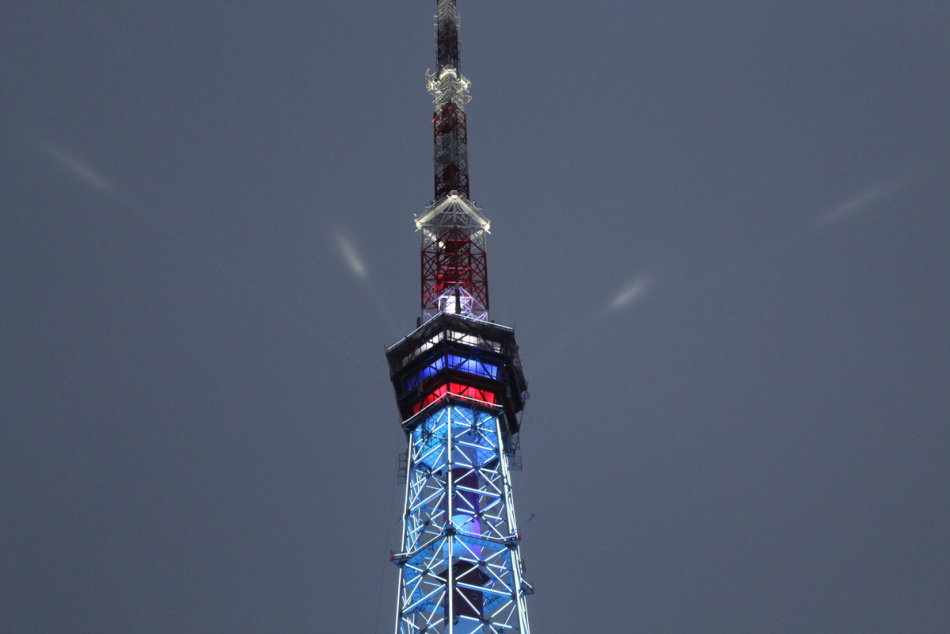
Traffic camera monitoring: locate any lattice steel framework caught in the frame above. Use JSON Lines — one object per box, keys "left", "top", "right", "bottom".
{"left": 417, "top": 196, "right": 490, "bottom": 322}
{"left": 387, "top": 315, "right": 531, "bottom": 634}
{"left": 432, "top": 0, "right": 469, "bottom": 201}
{"left": 419, "top": 0, "right": 489, "bottom": 321}
{"left": 388, "top": 3, "right": 533, "bottom": 631}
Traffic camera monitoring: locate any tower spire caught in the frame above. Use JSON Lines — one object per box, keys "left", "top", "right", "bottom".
{"left": 436, "top": 0, "right": 461, "bottom": 73}
{"left": 386, "top": 3, "right": 533, "bottom": 632}
{"left": 417, "top": 0, "right": 488, "bottom": 321}
{"left": 432, "top": 0, "right": 469, "bottom": 200}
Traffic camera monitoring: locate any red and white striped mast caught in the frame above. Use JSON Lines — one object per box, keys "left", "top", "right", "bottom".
{"left": 417, "top": 0, "right": 490, "bottom": 322}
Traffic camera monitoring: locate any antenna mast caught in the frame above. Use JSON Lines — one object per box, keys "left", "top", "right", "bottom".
{"left": 385, "top": 3, "right": 534, "bottom": 632}
{"left": 417, "top": 0, "right": 490, "bottom": 321}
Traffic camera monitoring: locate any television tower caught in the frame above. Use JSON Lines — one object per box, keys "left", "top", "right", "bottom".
{"left": 385, "top": 1, "right": 533, "bottom": 632}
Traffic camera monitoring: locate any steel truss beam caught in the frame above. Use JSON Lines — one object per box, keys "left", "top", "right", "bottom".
{"left": 416, "top": 195, "right": 490, "bottom": 321}
{"left": 393, "top": 403, "right": 531, "bottom": 633}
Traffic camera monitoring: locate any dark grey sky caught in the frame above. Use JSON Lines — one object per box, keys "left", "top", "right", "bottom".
{"left": 3, "top": 2, "right": 949, "bottom": 632}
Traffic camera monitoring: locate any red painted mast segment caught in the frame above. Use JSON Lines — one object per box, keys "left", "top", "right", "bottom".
{"left": 418, "top": 0, "right": 489, "bottom": 322}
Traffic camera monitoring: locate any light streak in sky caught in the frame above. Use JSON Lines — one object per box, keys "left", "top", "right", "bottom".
{"left": 536, "top": 171, "right": 919, "bottom": 379}
{"left": 32, "top": 137, "right": 387, "bottom": 377}
{"left": 333, "top": 229, "right": 368, "bottom": 279}
{"left": 532, "top": 270, "right": 657, "bottom": 375}
{"left": 39, "top": 141, "right": 119, "bottom": 197}
{"left": 329, "top": 224, "right": 404, "bottom": 338}
{"left": 813, "top": 175, "right": 909, "bottom": 228}
{"left": 608, "top": 274, "right": 652, "bottom": 311}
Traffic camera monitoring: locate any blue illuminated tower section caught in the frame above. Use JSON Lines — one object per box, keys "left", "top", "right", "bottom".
{"left": 386, "top": 2, "right": 533, "bottom": 632}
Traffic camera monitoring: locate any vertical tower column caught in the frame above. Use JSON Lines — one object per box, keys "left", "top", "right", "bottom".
{"left": 388, "top": 2, "right": 533, "bottom": 632}
{"left": 418, "top": 0, "right": 488, "bottom": 322}
{"left": 388, "top": 315, "right": 532, "bottom": 633}
{"left": 432, "top": 0, "right": 468, "bottom": 200}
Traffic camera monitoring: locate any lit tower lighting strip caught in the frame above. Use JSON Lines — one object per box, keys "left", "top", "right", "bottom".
{"left": 386, "top": 2, "right": 533, "bottom": 633}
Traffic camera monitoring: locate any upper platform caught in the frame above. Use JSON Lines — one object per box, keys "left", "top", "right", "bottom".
{"left": 386, "top": 313, "right": 528, "bottom": 438}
